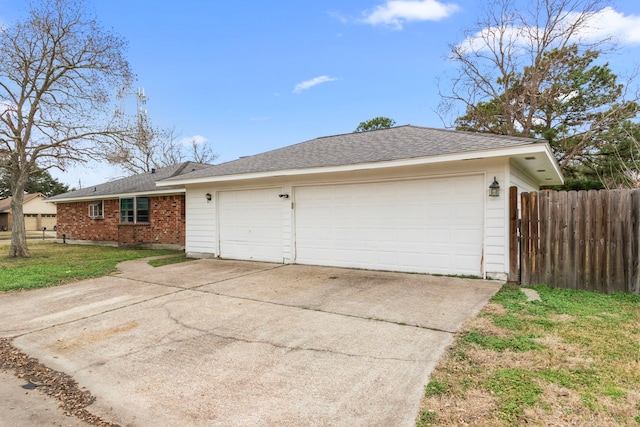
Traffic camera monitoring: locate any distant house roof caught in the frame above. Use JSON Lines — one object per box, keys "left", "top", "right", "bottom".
{"left": 46, "top": 162, "right": 212, "bottom": 203}
{"left": 157, "top": 125, "right": 562, "bottom": 186}
{"left": 0, "top": 193, "right": 46, "bottom": 213}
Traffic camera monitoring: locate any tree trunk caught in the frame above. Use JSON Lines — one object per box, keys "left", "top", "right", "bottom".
{"left": 9, "top": 178, "right": 31, "bottom": 258}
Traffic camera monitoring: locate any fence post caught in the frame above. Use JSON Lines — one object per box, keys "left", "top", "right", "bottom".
{"left": 539, "top": 191, "right": 551, "bottom": 287}
{"left": 576, "top": 191, "right": 588, "bottom": 291}
{"left": 530, "top": 191, "right": 540, "bottom": 284}
{"left": 565, "top": 191, "right": 576, "bottom": 290}
{"left": 508, "top": 186, "right": 519, "bottom": 283}
{"left": 596, "top": 190, "right": 609, "bottom": 293}
{"left": 631, "top": 190, "right": 640, "bottom": 295}
{"left": 521, "top": 192, "right": 531, "bottom": 285}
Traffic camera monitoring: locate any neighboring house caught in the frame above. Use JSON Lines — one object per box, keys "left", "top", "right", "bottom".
{"left": 0, "top": 193, "right": 57, "bottom": 231}
{"left": 157, "top": 125, "right": 564, "bottom": 280}
{"left": 46, "top": 162, "right": 211, "bottom": 249}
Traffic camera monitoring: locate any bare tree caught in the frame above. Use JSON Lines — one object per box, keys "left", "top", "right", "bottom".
{"left": 439, "top": 0, "right": 640, "bottom": 186}
{"left": 0, "top": 0, "right": 132, "bottom": 256}
{"left": 440, "top": 0, "right": 613, "bottom": 123}
{"left": 106, "top": 123, "right": 218, "bottom": 175}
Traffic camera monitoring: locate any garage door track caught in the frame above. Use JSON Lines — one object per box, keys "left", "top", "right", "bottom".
{"left": 0, "top": 259, "right": 502, "bottom": 426}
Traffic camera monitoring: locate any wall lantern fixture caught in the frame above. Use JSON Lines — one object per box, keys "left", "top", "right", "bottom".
{"left": 489, "top": 177, "right": 500, "bottom": 197}
{"left": 205, "top": 193, "right": 212, "bottom": 202}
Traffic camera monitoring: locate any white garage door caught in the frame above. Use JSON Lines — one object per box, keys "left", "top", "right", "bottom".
{"left": 294, "top": 175, "right": 484, "bottom": 276}
{"left": 218, "top": 188, "right": 284, "bottom": 263}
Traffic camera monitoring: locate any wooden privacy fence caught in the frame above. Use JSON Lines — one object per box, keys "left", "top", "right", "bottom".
{"left": 519, "top": 189, "right": 640, "bottom": 294}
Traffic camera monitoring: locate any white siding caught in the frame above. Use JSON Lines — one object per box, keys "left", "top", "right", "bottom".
{"left": 482, "top": 168, "right": 508, "bottom": 280}
{"left": 510, "top": 161, "right": 540, "bottom": 193}
{"left": 184, "top": 158, "right": 514, "bottom": 278}
{"left": 185, "top": 187, "right": 217, "bottom": 257}
{"left": 24, "top": 196, "right": 57, "bottom": 215}
{"left": 281, "top": 185, "right": 293, "bottom": 263}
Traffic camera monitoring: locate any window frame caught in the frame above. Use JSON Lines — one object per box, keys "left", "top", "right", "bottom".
{"left": 88, "top": 201, "right": 104, "bottom": 219}
{"left": 120, "top": 197, "right": 150, "bottom": 224}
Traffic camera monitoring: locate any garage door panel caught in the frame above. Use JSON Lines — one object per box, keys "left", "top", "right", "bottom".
{"left": 295, "top": 176, "right": 484, "bottom": 276}
{"left": 219, "top": 188, "right": 283, "bottom": 263}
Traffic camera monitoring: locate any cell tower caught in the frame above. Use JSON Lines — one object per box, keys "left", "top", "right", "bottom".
{"left": 115, "top": 86, "right": 147, "bottom": 119}
{"left": 115, "top": 86, "right": 150, "bottom": 145}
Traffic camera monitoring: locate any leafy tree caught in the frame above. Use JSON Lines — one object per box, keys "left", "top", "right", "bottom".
{"left": 0, "top": 168, "right": 70, "bottom": 199}
{"left": 440, "top": 0, "right": 639, "bottom": 187}
{"left": 585, "top": 121, "right": 640, "bottom": 188}
{"left": 0, "top": 0, "right": 132, "bottom": 256}
{"left": 354, "top": 117, "right": 396, "bottom": 132}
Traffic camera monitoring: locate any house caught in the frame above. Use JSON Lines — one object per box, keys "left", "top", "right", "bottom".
{"left": 46, "top": 162, "right": 211, "bottom": 248}
{"left": 156, "top": 125, "right": 564, "bottom": 280}
{"left": 0, "top": 193, "right": 57, "bottom": 231}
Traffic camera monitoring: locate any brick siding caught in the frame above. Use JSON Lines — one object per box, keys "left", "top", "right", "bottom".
{"left": 55, "top": 195, "right": 185, "bottom": 247}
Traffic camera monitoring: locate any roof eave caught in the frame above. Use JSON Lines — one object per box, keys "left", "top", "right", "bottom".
{"left": 157, "top": 143, "right": 564, "bottom": 186}
{"left": 46, "top": 188, "right": 186, "bottom": 203}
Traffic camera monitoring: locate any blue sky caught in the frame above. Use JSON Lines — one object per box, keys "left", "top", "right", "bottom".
{"left": 2, "top": 0, "right": 640, "bottom": 187}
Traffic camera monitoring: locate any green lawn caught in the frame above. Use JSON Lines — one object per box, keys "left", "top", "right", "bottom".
{"left": 418, "top": 284, "right": 640, "bottom": 426}
{"left": 0, "top": 240, "right": 181, "bottom": 292}
{"left": 0, "top": 230, "right": 54, "bottom": 240}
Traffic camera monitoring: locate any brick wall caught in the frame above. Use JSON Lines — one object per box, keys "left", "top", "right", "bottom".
{"left": 55, "top": 195, "right": 186, "bottom": 248}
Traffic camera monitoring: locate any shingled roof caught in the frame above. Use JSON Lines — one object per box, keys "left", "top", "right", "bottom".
{"left": 160, "top": 125, "right": 542, "bottom": 183}
{"left": 46, "top": 162, "right": 212, "bottom": 202}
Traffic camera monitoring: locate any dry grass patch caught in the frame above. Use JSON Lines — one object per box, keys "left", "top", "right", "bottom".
{"left": 417, "top": 284, "right": 640, "bottom": 426}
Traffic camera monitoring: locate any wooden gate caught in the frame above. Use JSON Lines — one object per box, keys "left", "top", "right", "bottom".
{"left": 517, "top": 189, "right": 640, "bottom": 294}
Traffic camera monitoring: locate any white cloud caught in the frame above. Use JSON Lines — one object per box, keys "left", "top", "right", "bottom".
{"left": 574, "top": 7, "right": 640, "bottom": 45}
{"left": 293, "top": 75, "right": 338, "bottom": 94}
{"left": 0, "top": 100, "right": 15, "bottom": 115}
{"left": 456, "top": 25, "right": 523, "bottom": 55}
{"left": 361, "top": 0, "right": 460, "bottom": 30}
{"left": 458, "top": 7, "right": 640, "bottom": 54}
{"left": 328, "top": 10, "right": 349, "bottom": 24}
{"left": 178, "top": 135, "right": 208, "bottom": 146}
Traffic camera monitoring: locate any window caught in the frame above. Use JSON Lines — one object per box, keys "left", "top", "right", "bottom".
{"left": 136, "top": 197, "right": 149, "bottom": 222}
{"left": 120, "top": 198, "right": 134, "bottom": 223}
{"left": 120, "top": 197, "right": 150, "bottom": 223}
{"left": 88, "top": 201, "right": 104, "bottom": 218}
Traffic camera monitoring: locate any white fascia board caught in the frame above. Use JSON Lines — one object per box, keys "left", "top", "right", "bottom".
{"left": 45, "top": 188, "right": 185, "bottom": 203}
{"left": 156, "top": 143, "right": 561, "bottom": 187}
{"left": 548, "top": 148, "right": 564, "bottom": 182}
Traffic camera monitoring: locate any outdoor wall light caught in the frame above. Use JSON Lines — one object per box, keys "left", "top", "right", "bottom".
{"left": 205, "top": 193, "right": 212, "bottom": 202}
{"left": 489, "top": 177, "right": 500, "bottom": 197}
{"left": 279, "top": 193, "right": 289, "bottom": 199}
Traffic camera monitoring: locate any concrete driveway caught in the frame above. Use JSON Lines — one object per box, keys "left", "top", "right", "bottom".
{"left": 0, "top": 259, "right": 501, "bottom": 426}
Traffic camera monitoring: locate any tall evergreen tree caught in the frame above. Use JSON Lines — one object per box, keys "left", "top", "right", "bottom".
{"left": 0, "top": 168, "right": 70, "bottom": 199}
